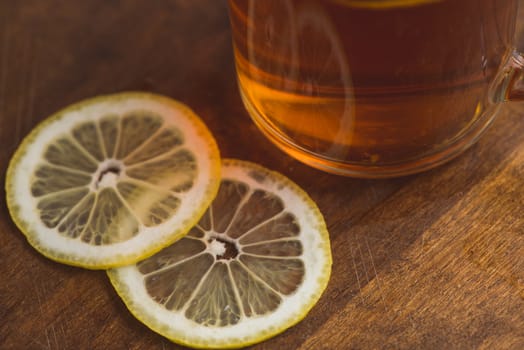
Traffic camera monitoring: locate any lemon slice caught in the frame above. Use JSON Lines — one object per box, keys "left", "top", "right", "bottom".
{"left": 108, "top": 159, "right": 332, "bottom": 349}
{"left": 292, "top": 2, "right": 355, "bottom": 158}
{"left": 246, "top": 0, "right": 299, "bottom": 87}
{"left": 5, "top": 92, "right": 221, "bottom": 269}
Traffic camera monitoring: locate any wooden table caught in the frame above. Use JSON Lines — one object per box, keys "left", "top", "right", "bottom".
{"left": 1, "top": 1, "right": 523, "bottom": 349}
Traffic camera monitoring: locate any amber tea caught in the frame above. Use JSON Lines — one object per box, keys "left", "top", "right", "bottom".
{"left": 228, "top": 0, "right": 517, "bottom": 177}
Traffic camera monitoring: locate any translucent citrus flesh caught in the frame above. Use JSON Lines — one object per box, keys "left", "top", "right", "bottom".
{"left": 5, "top": 92, "right": 221, "bottom": 269}
{"left": 108, "top": 159, "right": 332, "bottom": 349}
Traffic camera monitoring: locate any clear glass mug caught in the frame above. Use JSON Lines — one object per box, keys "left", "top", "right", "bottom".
{"left": 228, "top": 0, "right": 524, "bottom": 178}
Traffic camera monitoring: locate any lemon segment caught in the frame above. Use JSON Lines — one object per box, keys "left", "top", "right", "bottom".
{"left": 5, "top": 92, "right": 221, "bottom": 269}
{"left": 108, "top": 159, "right": 332, "bottom": 349}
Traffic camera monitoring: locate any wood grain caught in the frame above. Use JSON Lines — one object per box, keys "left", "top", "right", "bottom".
{"left": 1, "top": 1, "right": 523, "bottom": 349}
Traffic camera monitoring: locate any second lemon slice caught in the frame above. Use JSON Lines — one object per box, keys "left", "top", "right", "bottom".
{"left": 108, "top": 159, "right": 332, "bottom": 349}
{"left": 6, "top": 92, "right": 221, "bottom": 269}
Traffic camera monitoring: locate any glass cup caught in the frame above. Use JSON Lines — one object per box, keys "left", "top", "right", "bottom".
{"left": 228, "top": 0, "right": 524, "bottom": 178}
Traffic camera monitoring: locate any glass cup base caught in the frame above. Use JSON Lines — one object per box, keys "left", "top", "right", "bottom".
{"left": 239, "top": 89, "right": 501, "bottom": 179}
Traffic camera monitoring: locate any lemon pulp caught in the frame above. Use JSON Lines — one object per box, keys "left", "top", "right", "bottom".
{"left": 5, "top": 92, "right": 220, "bottom": 269}
{"left": 108, "top": 159, "right": 332, "bottom": 349}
